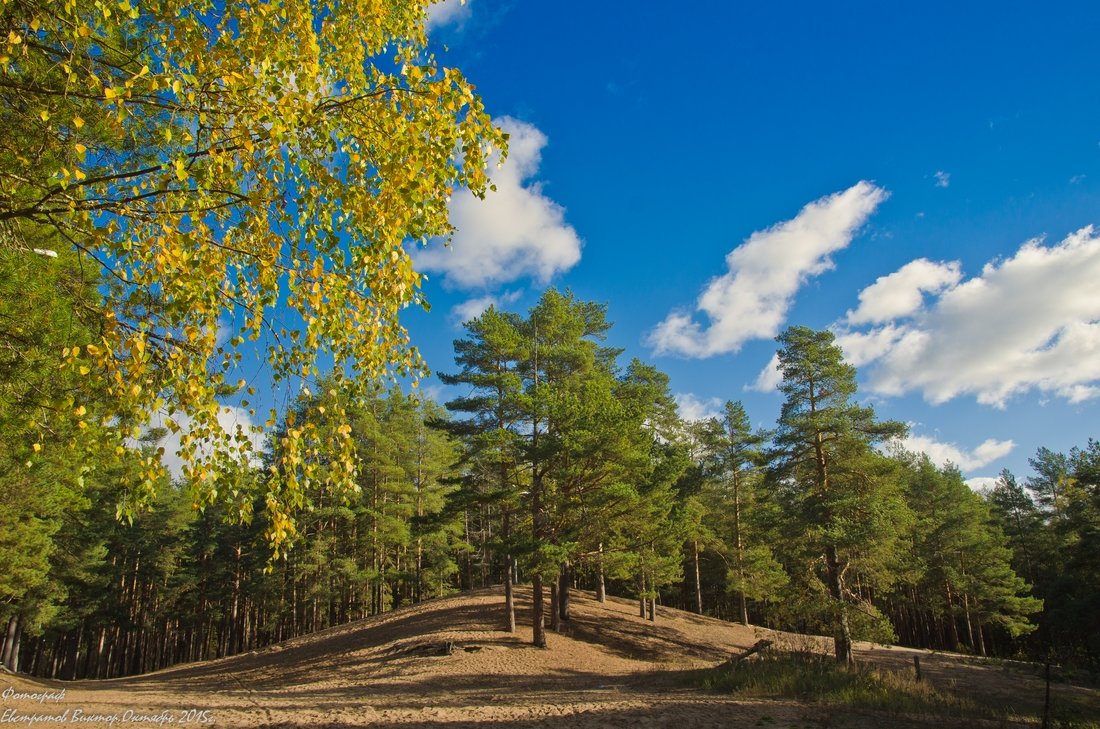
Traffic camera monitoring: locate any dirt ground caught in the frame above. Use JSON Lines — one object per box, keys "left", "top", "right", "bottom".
{"left": 1, "top": 588, "right": 1095, "bottom": 728}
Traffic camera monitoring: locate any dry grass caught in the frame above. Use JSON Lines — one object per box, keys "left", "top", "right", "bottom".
{"left": 1, "top": 587, "right": 1097, "bottom": 728}
{"left": 699, "top": 648, "right": 1100, "bottom": 729}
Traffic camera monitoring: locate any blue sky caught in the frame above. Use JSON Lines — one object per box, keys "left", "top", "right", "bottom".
{"left": 398, "top": 0, "right": 1100, "bottom": 487}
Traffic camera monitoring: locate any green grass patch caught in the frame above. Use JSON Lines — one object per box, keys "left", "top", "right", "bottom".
{"left": 699, "top": 652, "right": 991, "bottom": 721}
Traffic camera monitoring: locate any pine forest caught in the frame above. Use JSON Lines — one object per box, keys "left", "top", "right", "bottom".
{"left": 3, "top": 286, "right": 1096, "bottom": 679}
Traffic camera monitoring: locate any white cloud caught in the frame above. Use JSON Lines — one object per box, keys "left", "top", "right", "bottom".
{"left": 426, "top": 0, "right": 471, "bottom": 30}
{"left": 648, "top": 181, "right": 888, "bottom": 357}
{"left": 215, "top": 319, "right": 233, "bottom": 347}
{"left": 749, "top": 353, "right": 783, "bottom": 393}
{"left": 832, "top": 324, "right": 908, "bottom": 368}
{"left": 451, "top": 295, "right": 497, "bottom": 324}
{"left": 850, "top": 227, "right": 1100, "bottom": 406}
{"left": 896, "top": 433, "right": 1015, "bottom": 472}
{"left": 845, "top": 259, "right": 961, "bottom": 325}
{"left": 415, "top": 117, "right": 582, "bottom": 289}
{"left": 675, "top": 393, "right": 723, "bottom": 422}
{"left": 148, "top": 406, "right": 263, "bottom": 480}
{"left": 934, "top": 171, "right": 951, "bottom": 188}
{"left": 965, "top": 476, "right": 1001, "bottom": 492}
{"left": 450, "top": 290, "right": 522, "bottom": 325}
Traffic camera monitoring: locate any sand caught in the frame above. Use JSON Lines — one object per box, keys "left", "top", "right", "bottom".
{"left": 1, "top": 587, "right": 1093, "bottom": 728}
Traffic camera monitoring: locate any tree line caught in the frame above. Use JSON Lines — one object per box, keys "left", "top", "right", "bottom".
{"left": 3, "top": 287, "right": 1096, "bottom": 677}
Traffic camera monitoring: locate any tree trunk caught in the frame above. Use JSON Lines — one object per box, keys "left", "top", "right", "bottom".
{"left": 559, "top": 563, "right": 571, "bottom": 622}
{"left": 93, "top": 627, "right": 107, "bottom": 679}
{"left": 549, "top": 576, "right": 561, "bottom": 632}
{"left": 2, "top": 615, "right": 20, "bottom": 671}
{"left": 66, "top": 622, "right": 84, "bottom": 680}
{"left": 692, "top": 540, "right": 703, "bottom": 615}
{"left": 825, "top": 544, "right": 852, "bottom": 665}
{"left": 638, "top": 571, "right": 647, "bottom": 618}
{"left": 462, "top": 509, "right": 473, "bottom": 592}
{"left": 504, "top": 554, "right": 516, "bottom": 633}
{"left": 416, "top": 424, "right": 425, "bottom": 604}
{"left": 1, "top": 616, "right": 15, "bottom": 670}
{"left": 11, "top": 622, "right": 21, "bottom": 673}
{"left": 503, "top": 509, "right": 515, "bottom": 632}
{"left": 596, "top": 543, "right": 606, "bottom": 603}
{"left": 530, "top": 330, "right": 547, "bottom": 649}
{"left": 733, "top": 474, "right": 749, "bottom": 625}
{"left": 962, "top": 593, "right": 977, "bottom": 652}
{"left": 943, "top": 582, "right": 960, "bottom": 650}
{"left": 531, "top": 458, "right": 547, "bottom": 647}
{"left": 231, "top": 543, "right": 242, "bottom": 655}
{"left": 532, "top": 574, "right": 546, "bottom": 648}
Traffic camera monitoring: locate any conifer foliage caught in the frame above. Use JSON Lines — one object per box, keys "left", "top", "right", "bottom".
{"left": 0, "top": 291, "right": 1078, "bottom": 676}
{"left": 769, "top": 327, "right": 908, "bottom": 664}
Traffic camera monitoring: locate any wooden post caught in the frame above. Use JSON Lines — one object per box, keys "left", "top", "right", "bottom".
{"left": 913, "top": 654, "right": 922, "bottom": 682}
{"left": 1042, "top": 660, "right": 1051, "bottom": 729}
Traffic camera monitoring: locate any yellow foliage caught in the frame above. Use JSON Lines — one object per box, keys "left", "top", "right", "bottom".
{"left": 0, "top": 0, "right": 507, "bottom": 552}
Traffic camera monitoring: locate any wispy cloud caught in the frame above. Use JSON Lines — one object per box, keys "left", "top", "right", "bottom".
{"left": 840, "top": 226, "right": 1100, "bottom": 406}
{"left": 426, "top": 0, "right": 471, "bottom": 30}
{"left": 648, "top": 181, "right": 888, "bottom": 357}
{"left": 845, "top": 259, "right": 961, "bottom": 325}
{"left": 895, "top": 432, "right": 1015, "bottom": 472}
{"left": 450, "top": 290, "right": 522, "bottom": 325}
{"left": 675, "top": 393, "right": 723, "bottom": 422}
{"left": 749, "top": 353, "right": 783, "bottom": 393}
{"left": 147, "top": 406, "right": 263, "bottom": 480}
{"left": 965, "top": 476, "right": 1001, "bottom": 492}
{"left": 934, "top": 170, "right": 951, "bottom": 188}
{"left": 415, "top": 117, "right": 582, "bottom": 289}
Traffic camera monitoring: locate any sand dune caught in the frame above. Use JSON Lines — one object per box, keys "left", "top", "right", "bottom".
{"left": 1, "top": 587, "right": 1092, "bottom": 728}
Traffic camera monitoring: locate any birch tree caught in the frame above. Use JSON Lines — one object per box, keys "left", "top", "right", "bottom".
{"left": 1, "top": 0, "right": 505, "bottom": 550}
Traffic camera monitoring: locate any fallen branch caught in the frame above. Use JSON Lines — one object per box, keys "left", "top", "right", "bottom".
{"left": 727, "top": 639, "right": 773, "bottom": 665}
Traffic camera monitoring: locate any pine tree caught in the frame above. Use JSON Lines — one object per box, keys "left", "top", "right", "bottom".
{"left": 894, "top": 456, "right": 1039, "bottom": 654}
{"left": 439, "top": 306, "right": 527, "bottom": 631}
{"left": 698, "top": 401, "right": 786, "bottom": 625}
{"left": 770, "top": 326, "right": 908, "bottom": 664}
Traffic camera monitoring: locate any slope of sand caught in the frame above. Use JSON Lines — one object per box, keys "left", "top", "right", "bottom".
{"left": 1, "top": 588, "right": 1093, "bottom": 728}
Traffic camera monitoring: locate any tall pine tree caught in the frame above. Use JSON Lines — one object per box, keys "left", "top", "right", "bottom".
{"left": 770, "top": 326, "right": 908, "bottom": 664}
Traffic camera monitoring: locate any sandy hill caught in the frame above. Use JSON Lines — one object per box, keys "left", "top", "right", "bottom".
{"left": 1, "top": 587, "right": 1094, "bottom": 728}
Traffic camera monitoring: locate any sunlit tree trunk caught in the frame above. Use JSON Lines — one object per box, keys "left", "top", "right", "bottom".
{"left": 596, "top": 543, "right": 606, "bottom": 603}
{"left": 692, "top": 540, "right": 704, "bottom": 615}
{"left": 559, "top": 562, "right": 571, "bottom": 622}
